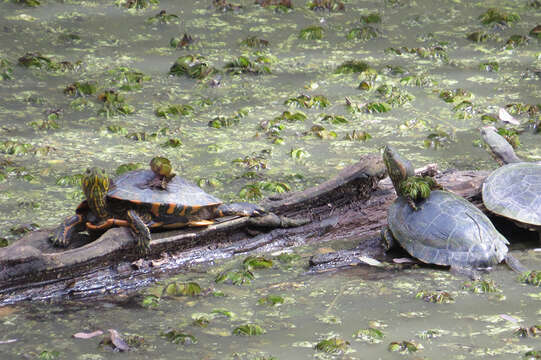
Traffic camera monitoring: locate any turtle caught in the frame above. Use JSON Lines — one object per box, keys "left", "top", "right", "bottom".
{"left": 481, "top": 126, "right": 541, "bottom": 242}
{"left": 381, "top": 145, "right": 526, "bottom": 276}
{"left": 49, "top": 167, "right": 264, "bottom": 253}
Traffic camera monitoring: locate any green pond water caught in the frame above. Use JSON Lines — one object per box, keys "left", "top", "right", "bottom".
{"left": 0, "top": 0, "right": 541, "bottom": 358}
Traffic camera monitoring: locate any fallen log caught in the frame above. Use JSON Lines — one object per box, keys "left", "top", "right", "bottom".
{"left": 0, "top": 154, "right": 492, "bottom": 305}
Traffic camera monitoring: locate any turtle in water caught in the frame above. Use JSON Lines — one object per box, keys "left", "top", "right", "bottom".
{"left": 50, "top": 167, "right": 266, "bottom": 253}
{"left": 381, "top": 145, "right": 526, "bottom": 276}
{"left": 481, "top": 126, "right": 541, "bottom": 242}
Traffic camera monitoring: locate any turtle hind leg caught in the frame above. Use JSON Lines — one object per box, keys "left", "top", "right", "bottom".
{"left": 450, "top": 265, "right": 481, "bottom": 280}
{"left": 127, "top": 210, "right": 151, "bottom": 254}
{"left": 505, "top": 254, "right": 528, "bottom": 273}
{"left": 49, "top": 214, "right": 87, "bottom": 247}
{"left": 215, "top": 202, "right": 265, "bottom": 217}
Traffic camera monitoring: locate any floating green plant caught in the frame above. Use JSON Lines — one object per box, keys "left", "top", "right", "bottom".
{"left": 315, "top": 337, "right": 350, "bottom": 354}
{"left": 29, "top": 111, "right": 61, "bottom": 131}
{"left": 388, "top": 340, "right": 422, "bottom": 354}
{"left": 224, "top": 56, "right": 271, "bottom": 75}
{"left": 400, "top": 74, "right": 434, "bottom": 87}
{"left": 347, "top": 26, "right": 378, "bottom": 41}
{"left": 320, "top": 114, "right": 348, "bottom": 124}
{"left": 344, "top": 130, "right": 371, "bottom": 141}
{"left": 424, "top": 129, "right": 455, "bottom": 149}
{"left": 276, "top": 110, "right": 307, "bottom": 122}
{"left": 363, "top": 102, "right": 391, "bottom": 113}
{"left": 386, "top": 46, "right": 449, "bottom": 63}
{"left": 290, "top": 148, "right": 309, "bottom": 159}
{"left": 0, "top": 141, "right": 33, "bottom": 155}
{"left": 0, "top": 58, "right": 13, "bottom": 80}
{"left": 116, "top": 0, "right": 158, "bottom": 9}
{"left": 38, "top": 350, "right": 59, "bottom": 360}
{"left": 284, "top": 94, "right": 329, "bottom": 108}
{"left": 255, "top": 0, "right": 292, "bottom": 12}
{"left": 147, "top": 10, "right": 179, "bottom": 25}
{"left": 0, "top": 238, "right": 8, "bottom": 247}
{"left": 299, "top": 26, "right": 324, "bottom": 40}
{"left": 56, "top": 173, "right": 84, "bottom": 186}
{"left": 504, "top": 35, "right": 528, "bottom": 49}
{"left": 530, "top": 25, "right": 541, "bottom": 39}
{"left": 155, "top": 104, "right": 194, "bottom": 119}
{"left": 64, "top": 81, "right": 97, "bottom": 97}
{"left": 109, "top": 67, "right": 150, "bottom": 91}
{"left": 376, "top": 85, "right": 413, "bottom": 106}
{"left": 306, "top": 125, "right": 337, "bottom": 139}
{"left": 515, "top": 325, "right": 541, "bottom": 338}
{"left": 415, "top": 290, "right": 454, "bottom": 303}
{"left": 233, "top": 152, "right": 269, "bottom": 170}
{"left": 479, "top": 8, "right": 520, "bottom": 26}
{"left": 163, "top": 282, "right": 202, "bottom": 297}
{"left": 479, "top": 61, "right": 499, "bottom": 72}
{"left": 308, "top": 0, "right": 344, "bottom": 11}
{"left": 142, "top": 295, "right": 160, "bottom": 308}
{"left": 161, "top": 330, "right": 197, "bottom": 345}
{"left": 14, "top": 0, "right": 40, "bottom": 6}
{"left": 240, "top": 36, "right": 269, "bottom": 48}
{"left": 10, "top": 223, "right": 39, "bottom": 235}
{"left": 361, "top": 13, "right": 382, "bottom": 24}
{"left": 462, "top": 279, "right": 500, "bottom": 293}
{"left": 233, "top": 324, "right": 265, "bottom": 336}
{"left": 212, "top": 0, "right": 242, "bottom": 11}
{"left": 335, "top": 60, "right": 374, "bottom": 74}
{"left": 97, "top": 90, "right": 135, "bottom": 118}
{"left": 239, "top": 181, "right": 290, "bottom": 200}
{"left": 243, "top": 256, "right": 273, "bottom": 270}
{"left": 215, "top": 269, "right": 255, "bottom": 285}
{"left": 439, "top": 88, "right": 472, "bottom": 103}
{"left": 170, "top": 55, "right": 215, "bottom": 80}
{"left": 467, "top": 31, "right": 489, "bottom": 43}
{"left": 353, "top": 327, "right": 385, "bottom": 343}
{"left": 170, "top": 33, "right": 194, "bottom": 49}
{"left": 258, "top": 294, "right": 284, "bottom": 306}
{"left": 524, "top": 350, "right": 541, "bottom": 359}
{"left": 519, "top": 271, "right": 541, "bottom": 286}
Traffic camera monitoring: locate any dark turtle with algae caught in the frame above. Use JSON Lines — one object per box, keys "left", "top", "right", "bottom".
{"left": 50, "top": 167, "right": 263, "bottom": 253}
{"left": 481, "top": 126, "right": 541, "bottom": 241}
{"left": 382, "top": 145, "right": 525, "bottom": 274}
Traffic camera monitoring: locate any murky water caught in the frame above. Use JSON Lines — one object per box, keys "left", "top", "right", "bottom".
{"left": 0, "top": 0, "right": 540, "bottom": 358}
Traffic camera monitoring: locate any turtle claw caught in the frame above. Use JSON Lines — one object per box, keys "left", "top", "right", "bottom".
{"left": 49, "top": 214, "right": 85, "bottom": 248}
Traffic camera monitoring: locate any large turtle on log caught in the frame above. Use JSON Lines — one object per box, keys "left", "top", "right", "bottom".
{"left": 381, "top": 145, "right": 525, "bottom": 276}
{"left": 49, "top": 167, "right": 290, "bottom": 253}
{"left": 481, "top": 126, "right": 541, "bottom": 241}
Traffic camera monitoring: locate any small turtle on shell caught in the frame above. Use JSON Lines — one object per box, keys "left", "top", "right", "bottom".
{"left": 381, "top": 145, "right": 526, "bottom": 276}
{"left": 147, "top": 156, "right": 175, "bottom": 190}
{"left": 481, "top": 126, "right": 541, "bottom": 242}
{"left": 50, "top": 166, "right": 265, "bottom": 253}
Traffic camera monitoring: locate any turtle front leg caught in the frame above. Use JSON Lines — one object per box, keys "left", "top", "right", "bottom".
{"left": 215, "top": 202, "right": 265, "bottom": 217}
{"left": 381, "top": 226, "right": 396, "bottom": 251}
{"left": 127, "top": 210, "right": 151, "bottom": 253}
{"left": 50, "top": 214, "right": 87, "bottom": 247}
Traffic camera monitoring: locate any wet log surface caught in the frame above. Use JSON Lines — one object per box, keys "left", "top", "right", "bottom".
{"left": 0, "top": 154, "right": 491, "bottom": 305}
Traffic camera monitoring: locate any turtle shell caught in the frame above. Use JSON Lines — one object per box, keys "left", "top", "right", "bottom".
{"left": 108, "top": 170, "right": 222, "bottom": 208}
{"left": 388, "top": 190, "right": 509, "bottom": 268}
{"left": 482, "top": 162, "right": 541, "bottom": 227}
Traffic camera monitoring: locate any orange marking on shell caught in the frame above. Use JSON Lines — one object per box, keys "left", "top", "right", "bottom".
{"left": 178, "top": 206, "right": 186, "bottom": 216}
{"left": 151, "top": 203, "right": 161, "bottom": 216}
{"left": 166, "top": 203, "right": 176, "bottom": 215}
{"left": 149, "top": 222, "right": 164, "bottom": 228}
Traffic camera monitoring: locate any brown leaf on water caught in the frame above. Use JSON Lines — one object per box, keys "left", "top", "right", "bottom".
{"left": 0, "top": 306, "right": 18, "bottom": 318}
{"left": 73, "top": 330, "right": 103, "bottom": 339}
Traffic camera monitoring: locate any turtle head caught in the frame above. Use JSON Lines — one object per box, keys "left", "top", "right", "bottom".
{"left": 383, "top": 145, "right": 415, "bottom": 196}
{"left": 82, "top": 167, "right": 110, "bottom": 219}
{"left": 150, "top": 157, "right": 173, "bottom": 177}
